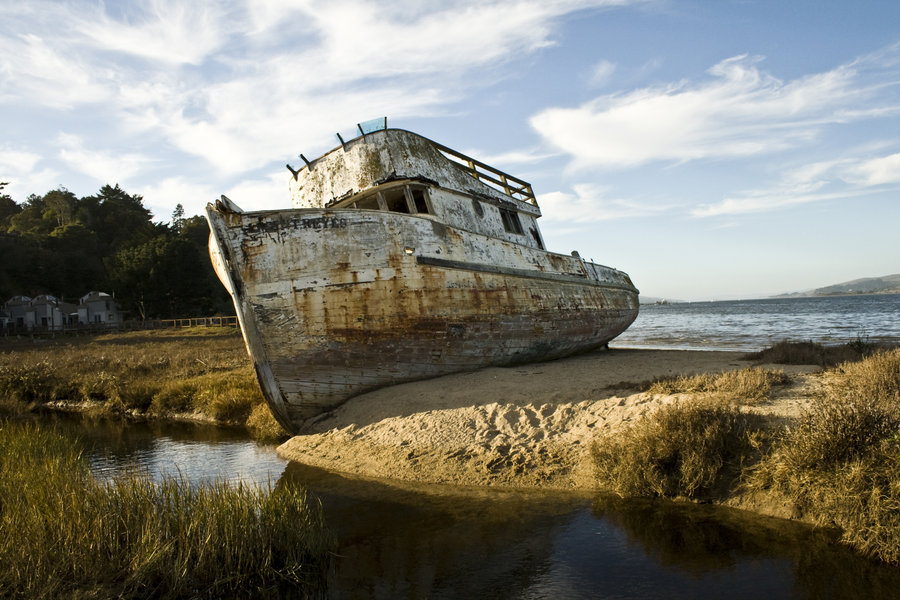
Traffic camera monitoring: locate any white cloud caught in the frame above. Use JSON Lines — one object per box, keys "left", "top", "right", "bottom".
{"left": 538, "top": 183, "right": 673, "bottom": 223}
{"left": 530, "top": 53, "right": 896, "bottom": 169}
{"left": 2, "top": 0, "right": 646, "bottom": 181}
{"left": 0, "top": 33, "right": 115, "bottom": 108}
{"left": 137, "top": 171, "right": 288, "bottom": 221}
{"left": 0, "top": 147, "right": 41, "bottom": 174}
{"left": 57, "top": 134, "right": 148, "bottom": 184}
{"left": 225, "top": 173, "right": 290, "bottom": 212}
{"left": 691, "top": 190, "right": 839, "bottom": 218}
{"left": 692, "top": 150, "right": 900, "bottom": 217}
{"left": 846, "top": 152, "right": 900, "bottom": 186}
{"left": 74, "top": 1, "right": 227, "bottom": 65}
{"left": 138, "top": 176, "right": 219, "bottom": 222}
{"left": 0, "top": 146, "right": 61, "bottom": 201}
{"left": 587, "top": 60, "right": 616, "bottom": 86}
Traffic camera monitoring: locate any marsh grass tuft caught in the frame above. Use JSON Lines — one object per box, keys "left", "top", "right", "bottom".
{"left": 647, "top": 367, "right": 790, "bottom": 405}
{"left": 247, "top": 402, "right": 291, "bottom": 442}
{"left": 0, "top": 421, "right": 332, "bottom": 598}
{"left": 744, "top": 339, "right": 895, "bottom": 367}
{"left": 592, "top": 402, "right": 769, "bottom": 500}
{"left": 748, "top": 348, "right": 900, "bottom": 564}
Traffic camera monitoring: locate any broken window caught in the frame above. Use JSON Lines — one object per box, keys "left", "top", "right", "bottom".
{"left": 383, "top": 188, "right": 410, "bottom": 213}
{"left": 409, "top": 187, "right": 430, "bottom": 214}
{"left": 500, "top": 208, "right": 523, "bottom": 235}
{"left": 355, "top": 195, "right": 380, "bottom": 210}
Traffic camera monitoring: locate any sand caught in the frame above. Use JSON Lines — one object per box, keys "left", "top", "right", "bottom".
{"left": 278, "top": 348, "right": 824, "bottom": 490}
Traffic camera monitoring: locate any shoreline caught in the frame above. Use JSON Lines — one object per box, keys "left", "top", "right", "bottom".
{"left": 278, "top": 348, "right": 822, "bottom": 503}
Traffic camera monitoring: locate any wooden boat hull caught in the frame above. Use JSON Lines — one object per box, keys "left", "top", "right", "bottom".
{"left": 207, "top": 203, "right": 639, "bottom": 433}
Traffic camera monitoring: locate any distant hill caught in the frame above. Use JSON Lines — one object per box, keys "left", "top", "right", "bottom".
{"left": 778, "top": 274, "right": 900, "bottom": 297}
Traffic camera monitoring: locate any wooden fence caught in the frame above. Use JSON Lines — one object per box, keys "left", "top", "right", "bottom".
{"left": 1, "top": 315, "right": 238, "bottom": 339}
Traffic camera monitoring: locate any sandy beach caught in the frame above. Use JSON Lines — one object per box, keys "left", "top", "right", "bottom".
{"left": 278, "top": 348, "right": 823, "bottom": 490}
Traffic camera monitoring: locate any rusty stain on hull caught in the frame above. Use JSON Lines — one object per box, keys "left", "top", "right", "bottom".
{"left": 206, "top": 127, "right": 639, "bottom": 433}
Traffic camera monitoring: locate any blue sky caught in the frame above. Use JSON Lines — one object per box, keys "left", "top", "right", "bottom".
{"left": 2, "top": 0, "right": 898, "bottom": 300}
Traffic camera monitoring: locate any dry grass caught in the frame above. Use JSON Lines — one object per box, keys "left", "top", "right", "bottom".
{"left": 595, "top": 348, "right": 900, "bottom": 565}
{"left": 0, "top": 328, "right": 289, "bottom": 440}
{"left": 0, "top": 421, "right": 332, "bottom": 598}
{"left": 592, "top": 402, "right": 769, "bottom": 500}
{"left": 747, "top": 348, "right": 900, "bottom": 564}
{"left": 647, "top": 367, "right": 790, "bottom": 404}
{"left": 744, "top": 339, "right": 895, "bottom": 367}
{"left": 247, "top": 402, "right": 291, "bottom": 442}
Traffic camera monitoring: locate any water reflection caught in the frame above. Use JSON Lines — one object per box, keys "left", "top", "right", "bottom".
{"left": 279, "top": 464, "right": 900, "bottom": 600}
{"left": 279, "top": 462, "right": 589, "bottom": 599}
{"left": 589, "top": 497, "right": 900, "bottom": 600}
{"left": 40, "top": 412, "right": 287, "bottom": 485}
{"left": 33, "top": 414, "right": 900, "bottom": 599}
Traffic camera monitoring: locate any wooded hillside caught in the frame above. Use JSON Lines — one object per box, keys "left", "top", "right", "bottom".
{"left": 0, "top": 182, "right": 231, "bottom": 319}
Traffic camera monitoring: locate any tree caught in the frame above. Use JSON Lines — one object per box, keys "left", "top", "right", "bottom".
{"left": 83, "top": 184, "right": 156, "bottom": 255}
{"left": 0, "top": 182, "right": 21, "bottom": 231}
{"left": 47, "top": 223, "right": 106, "bottom": 297}
{"left": 171, "top": 203, "right": 185, "bottom": 234}
{"left": 42, "top": 187, "right": 78, "bottom": 227}
{"left": 7, "top": 194, "right": 52, "bottom": 236}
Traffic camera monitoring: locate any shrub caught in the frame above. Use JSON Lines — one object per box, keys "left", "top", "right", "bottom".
{"left": 745, "top": 339, "right": 895, "bottom": 367}
{"left": 748, "top": 349, "right": 900, "bottom": 564}
{"left": 192, "top": 369, "right": 264, "bottom": 422}
{"left": 0, "top": 331, "right": 271, "bottom": 432}
{"left": 149, "top": 380, "right": 200, "bottom": 414}
{"left": 592, "top": 402, "right": 768, "bottom": 500}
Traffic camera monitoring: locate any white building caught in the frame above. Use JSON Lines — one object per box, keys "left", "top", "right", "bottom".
{"left": 28, "top": 295, "right": 77, "bottom": 330}
{"left": 77, "top": 291, "right": 121, "bottom": 326}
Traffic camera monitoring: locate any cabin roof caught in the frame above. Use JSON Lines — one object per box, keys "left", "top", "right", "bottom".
{"left": 288, "top": 128, "right": 538, "bottom": 212}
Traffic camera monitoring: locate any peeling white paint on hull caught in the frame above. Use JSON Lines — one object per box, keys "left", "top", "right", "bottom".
{"left": 206, "top": 127, "right": 638, "bottom": 433}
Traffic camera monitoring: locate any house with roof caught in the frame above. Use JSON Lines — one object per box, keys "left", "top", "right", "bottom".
{"left": 4, "top": 295, "right": 32, "bottom": 329}
{"left": 77, "top": 291, "right": 121, "bottom": 326}
{"left": 3, "top": 292, "right": 121, "bottom": 331}
{"left": 28, "top": 295, "right": 77, "bottom": 330}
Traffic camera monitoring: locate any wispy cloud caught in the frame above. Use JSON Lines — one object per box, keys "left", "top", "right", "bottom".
{"left": 75, "top": 1, "right": 227, "bottom": 65}
{"left": 587, "top": 60, "right": 616, "bottom": 87}
{"left": 692, "top": 149, "right": 900, "bottom": 217}
{"left": 538, "top": 183, "right": 674, "bottom": 224}
{"left": 0, "top": 145, "right": 60, "bottom": 200}
{"left": 0, "top": 147, "right": 42, "bottom": 174}
{"left": 1, "top": 0, "right": 643, "bottom": 181}
{"left": 530, "top": 50, "right": 900, "bottom": 169}
{"left": 845, "top": 152, "right": 900, "bottom": 186}
{"left": 57, "top": 134, "right": 148, "bottom": 184}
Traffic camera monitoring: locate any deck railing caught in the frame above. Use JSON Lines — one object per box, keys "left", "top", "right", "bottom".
{"left": 431, "top": 141, "right": 537, "bottom": 205}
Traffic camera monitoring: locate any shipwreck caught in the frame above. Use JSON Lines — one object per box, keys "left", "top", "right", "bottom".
{"left": 206, "top": 120, "right": 639, "bottom": 433}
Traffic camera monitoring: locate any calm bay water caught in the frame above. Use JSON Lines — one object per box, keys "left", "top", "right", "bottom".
{"left": 614, "top": 294, "right": 900, "bottom": 351}
{"left": 31, "top": 294, "right": 900, "bottom": 598}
